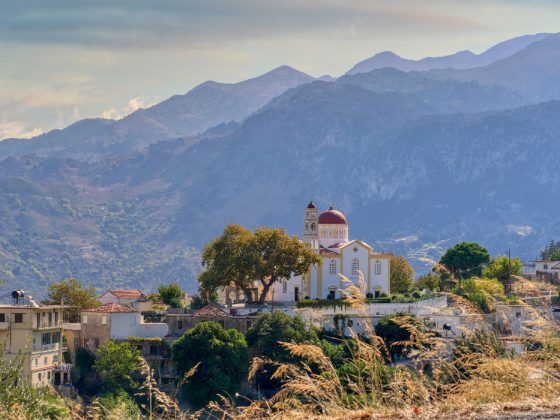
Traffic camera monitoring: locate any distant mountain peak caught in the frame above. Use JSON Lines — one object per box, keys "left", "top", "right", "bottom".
{"left": 346, "top": 33, "right": 553, "bottom": 75}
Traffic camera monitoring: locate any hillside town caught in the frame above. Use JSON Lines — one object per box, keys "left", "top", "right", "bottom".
{"left": 1, "top": 202, "right": 559, "bottom": 417}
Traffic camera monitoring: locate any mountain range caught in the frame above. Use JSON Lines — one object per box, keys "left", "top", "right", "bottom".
{"left": 346, "top": 32, "right": 551, "bottom": 74}
{"left": 1, "top": 32, "right": 560, "bottom": 295}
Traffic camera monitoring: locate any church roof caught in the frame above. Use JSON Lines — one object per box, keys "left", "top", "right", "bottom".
{"left": 306, "top": 201, "right": 317, "bottom": 209}
{"left": 318, "top": 207, "right": 347, "bottom": 225}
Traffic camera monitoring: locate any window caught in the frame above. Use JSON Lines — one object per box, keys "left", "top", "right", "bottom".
{"left": 282, "top": 280, "right": 287, "bottom": 293}
{"left": 47, "top": 371, "right": 51, "bottom": 380}
{"left": 82, "top": 315, "right": 88, "bottom": 324}
{"left": 329, "top": 259, "right": 336, "bottom": 274}
{"left": 177, "top": 320, "right": 183, "bottom": 330}
{"left": 14, "top": 313, "right": 23, "bottom": 323}
{"left": 0, "top": 313, "right": 5, "bottom": 322}
{"left": 34, "top": 358, "right": 38, "bottom": 366}
{"left": 351, "top": 258, "right": 359, "bottom": 275}
{"left": 375, "top": 260, "right": 382, "bottom": 275}
{"left": 53, "top": 354, "right": 59, "bottom": 363}
{"left": 54, "top": 311, "right": 58, "bottom": 324}
{"left": 38, "top": 373, "right": 42, "bottom": 381}
{"left": 94, "top": 338, "right": 100, "bottom": 349}
{"left": 150, "top": 345, "right": 158, "bottom": 355}
{"left": 42, "top": 333, "right": 51, "bottom": 345}
{"left": 101, "top": 316, "right": 107, "bottom": 325}
{"left": 52, "top": 331, "right": 61, "bottom": 343}
{"left": 347, "top": 320, "right": 354, "bottom": 328}
{"left": 74, "top": 338, "right": 79, "bottom": 348}
{"left": 516, "top": 312, "right": 522, "bottom": 318}
{"left": 36, "top": 313, "right": 40, "bottom": 328}
{"left": 48, "top": 312, "right": 52, "bottom": 326}
{"left": 246, "top": 321, "right": 252, "bottom": 329}
{"left": 544, "top": 264, "right": 548, "bottom": 270}
{"left": 44, "top": 356, "right": 48, "bottom": 365}
{"left": 328, "top": 290, "right": 336, "bottom": 299}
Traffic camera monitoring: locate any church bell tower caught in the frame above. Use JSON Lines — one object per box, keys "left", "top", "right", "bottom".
{"left": 304, "top": 201, "right": 319, "bottom": 249}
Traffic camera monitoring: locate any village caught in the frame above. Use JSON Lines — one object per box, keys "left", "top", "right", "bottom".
{"left": 1, "top": 201, "right": 559, "bottom": 411}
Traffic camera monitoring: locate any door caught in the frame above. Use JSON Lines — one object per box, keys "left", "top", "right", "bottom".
{"left": 294, "top": 287, "right": 299, "bottom": 302}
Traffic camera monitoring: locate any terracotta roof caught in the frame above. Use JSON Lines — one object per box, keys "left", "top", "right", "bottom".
{"left": 329, "top": 241, "right": 348, "bottom": 248}
{"left": 106, "top": 289, "right": 147, "bottom": 300}
{"left": 318, "top": 207, "right": 347, "bottom": 225}
{"left": 193, "top": 303, "right": 231, "bottom": 317}
{"left": 83, "top": 303, "right": 137, "bottom": 313}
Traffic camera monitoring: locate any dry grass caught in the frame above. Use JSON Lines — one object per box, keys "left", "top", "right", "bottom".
{"left": 209, "top": 273, "right": 560, "bottom": 419}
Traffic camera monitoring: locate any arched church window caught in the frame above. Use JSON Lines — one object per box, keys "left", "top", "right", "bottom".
{"left": 375, "top": 260, "right": 382, "bottom": 275}
{"left": 311, "top": 222, "right": 316, "bottom": 231}
{"left": 352, "top": 258, "right": 359, "bottom": 275}
{"left": 329, "top": 259, "right": 336, "bottom": 274}
{"left": 282, "top": 280, "right": 287, "bottom": 293}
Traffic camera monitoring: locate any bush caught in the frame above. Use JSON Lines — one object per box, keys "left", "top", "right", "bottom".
{"left": 366, "top": 292, "right": 374, "bottom": 299}
{"left": 461, "top": 279, "right": 495, "bottom": 313}
{"left": 95, "top": 389, "right": 141, "bottom": 418}
{"left": 375, "top": 313, "right": 427, "bottom": 361}
{"left": 173, "top": 322, "right": 249, "bottom": 407}
{"left": 0, "top": 350, "right": 70, "bottom": 418}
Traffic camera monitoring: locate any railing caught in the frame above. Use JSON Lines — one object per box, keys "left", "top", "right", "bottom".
{"left": 38, "top": 321, "right": 63, "bottom": 329}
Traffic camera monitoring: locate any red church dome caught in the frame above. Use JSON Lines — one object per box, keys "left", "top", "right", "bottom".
{"left": 318, "top": 207, "right": 347, "bottom": 225}
{"left": 306, "top": 201, "right": 316, "bottom": 209}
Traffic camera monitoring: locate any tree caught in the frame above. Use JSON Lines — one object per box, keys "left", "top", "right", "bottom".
{"left": 93, "top": 340, "right": 142, "bottom": 392}
{"left": 199, "top": 224, "right": 259, "bottom": 303}
{"left": 246, "top": 311, "right": 319, "bottom": 389}
{"left": 389, "top": 255, "right": 414, "bottom": 293}
{"left": 172, "top": 322, "right": 249, "bottom": 407}
{"left": 482, "top": 255, "right": 522, "bottom": 281}
{"left": 189, "top": 295, "right": 205, "bottom": 310}
{"left": 251, "top": 227, "right": 321, "bottom": 304}
{"left": 439, "top": 242, "right": 490, "bottom": 282}
{"left": 540, "top": 240, "right": 560, "bottom": 261}
{"left": 414, "top": 274, "right": 441, "bottom": 291}
{"left": 42, "top": 278, "right": 100, "bottom": 322}
{"left": 158, "top": 283, "right": 183, "bottom": 308}
{"left": 199, "top": 225, "right": 320, "bottom": 305}
{"left": 246, "top": 311, "right": 319, "bottom": 361}
{"left": 374, "top": 313, "right": 426, "bottom": 361}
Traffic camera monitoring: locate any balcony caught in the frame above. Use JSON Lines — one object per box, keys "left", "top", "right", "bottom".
{"left": 37, "top": 321, "right": 63, "bottom": 330}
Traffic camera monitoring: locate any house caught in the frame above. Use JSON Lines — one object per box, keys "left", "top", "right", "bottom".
{"left": 165, "top": 303, "right": 258, "bottom": 338}
{"left": 99, "top": 289, "right": 151, "bottom": 312}
{"left": 0, "top": 292, "right": 71, "bottom": 386}
{"left": 273, "top": 202, "right": 391, "bottom": 302}
{"left": 523, "top": 260, "right": 560, "bottom": 283}
{"left": 65, "top": 303, "right": 168, "bottom": 356}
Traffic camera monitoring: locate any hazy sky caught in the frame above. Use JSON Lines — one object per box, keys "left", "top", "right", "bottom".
{"left": 1, "top": 0, "right": 559, "bottom": 139}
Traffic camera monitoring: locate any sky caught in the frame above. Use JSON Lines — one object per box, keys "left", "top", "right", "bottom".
{"left": 1, "top": 0, "right": 559, "bottom": 139}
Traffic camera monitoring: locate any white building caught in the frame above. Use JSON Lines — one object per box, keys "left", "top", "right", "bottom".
{"left": 99, "top": 289, "right": 151, "bottom": 312}
{"left": 273, "top": 202, "right": 391, "bottom": 302}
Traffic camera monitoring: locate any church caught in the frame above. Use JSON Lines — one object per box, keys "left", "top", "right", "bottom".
{"left": 272, "top": 202, "right": 391, "bottom": 302}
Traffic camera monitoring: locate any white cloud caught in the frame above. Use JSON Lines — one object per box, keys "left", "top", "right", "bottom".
{"left": 0, "top": 120, "right": 43, "bottom": 140}
{"left": 101, "top": 96, "right": 158, "bottom": 120}
{"left": 506, "top": 225, "right": 534, "bottom": 237}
